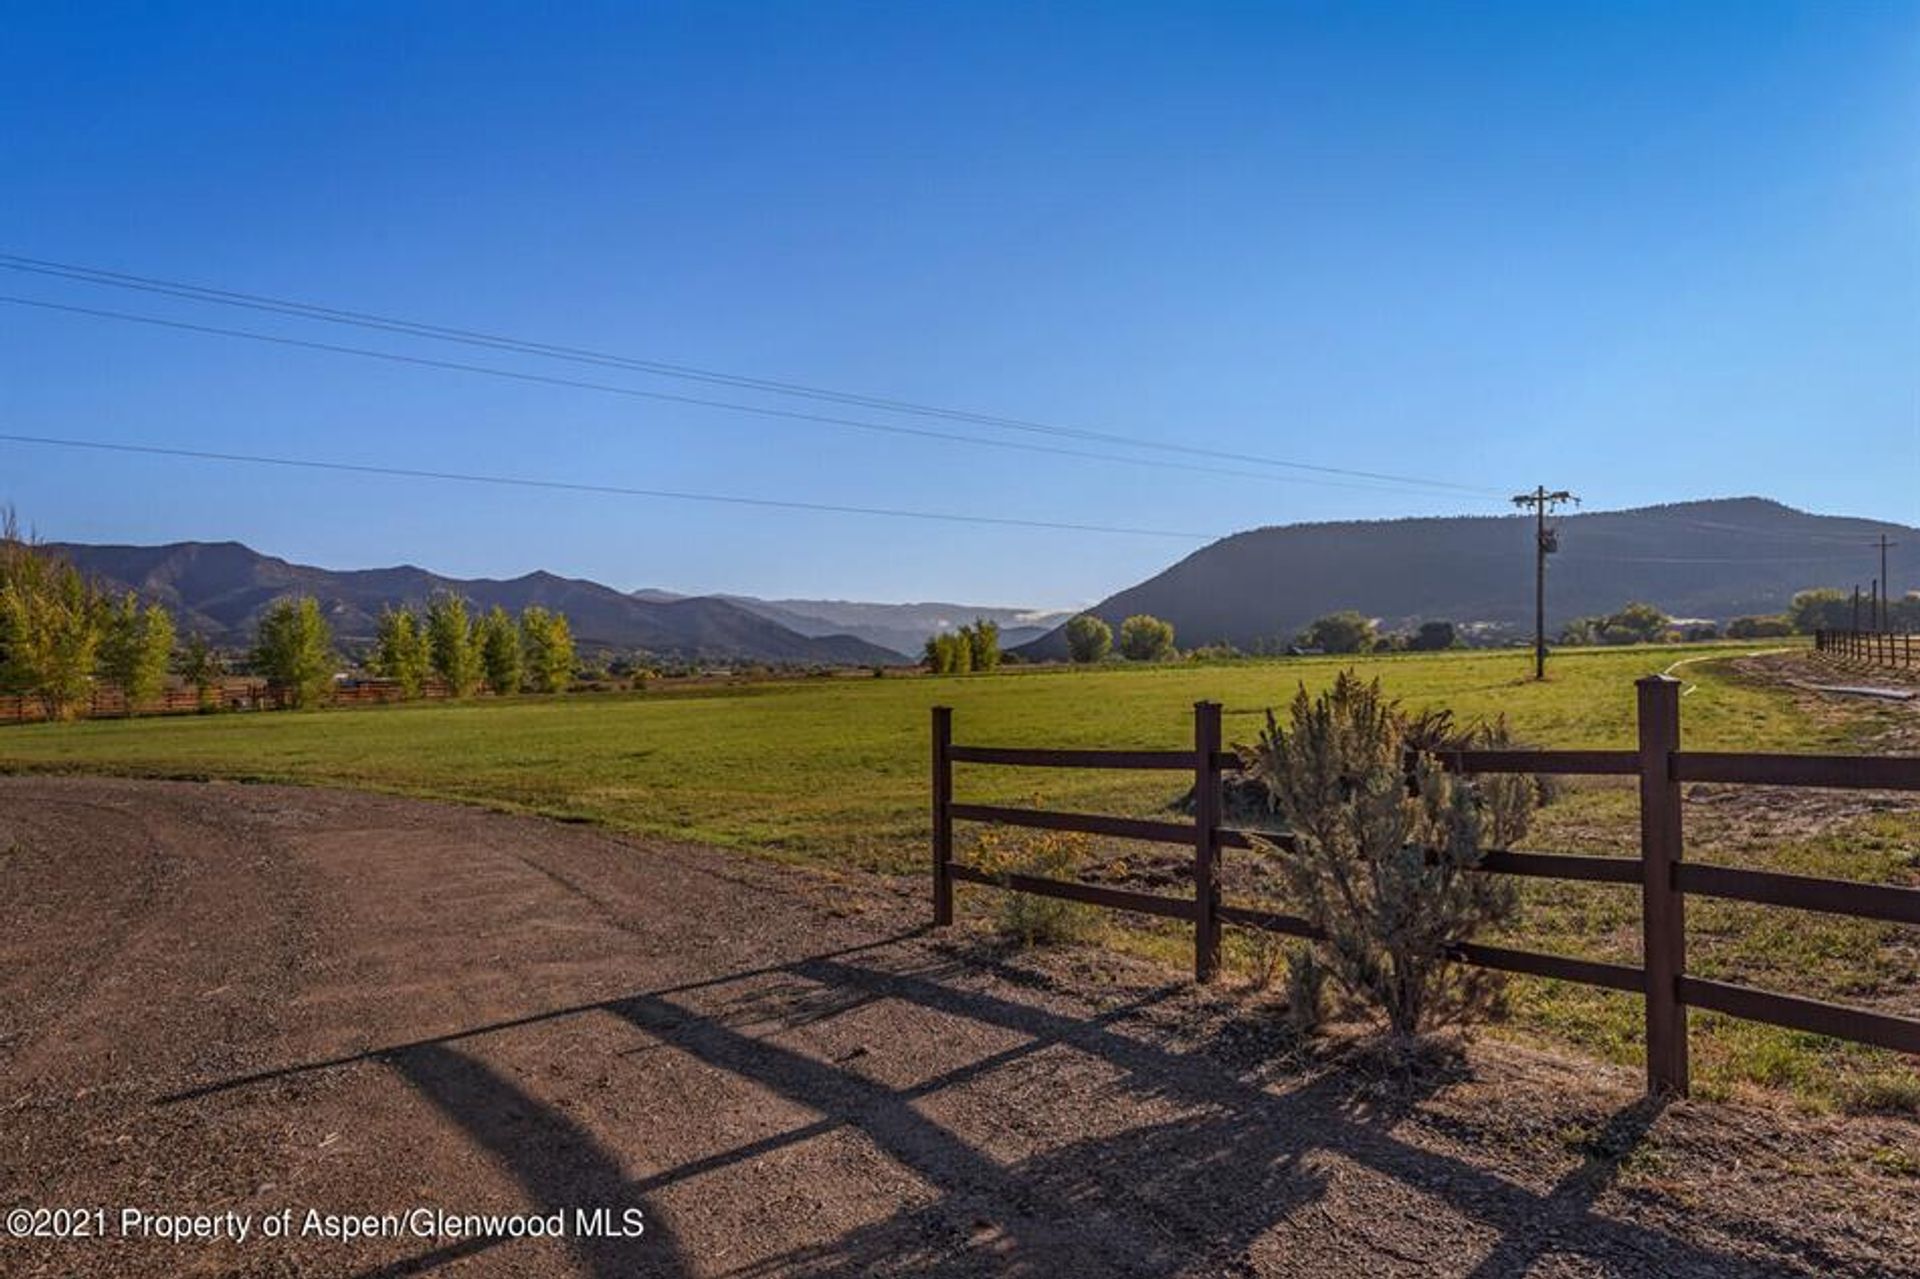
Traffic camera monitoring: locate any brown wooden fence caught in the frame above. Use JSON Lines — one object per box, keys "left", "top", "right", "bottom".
{"left": 0, "top": 677, "right": 467, "bottom": 725}
{"left": 1816, "top": 628, "right": 1917, "bottom": 670}
{"left": 930, "top": 676, "right": 1920, "bottom": 1097}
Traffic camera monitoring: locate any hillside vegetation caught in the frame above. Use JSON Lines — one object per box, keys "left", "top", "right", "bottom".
{"left": 1017, "top": 498, "right": 1918, "bottom": 657}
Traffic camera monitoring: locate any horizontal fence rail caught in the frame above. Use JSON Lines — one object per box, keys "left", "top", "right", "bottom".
{"left": 931, "top": 677, "right": 1920, "bottom": 1098}
{"left": 947, "top": 862, "right": 1196, "bottom": 920}
{"left": 1673, "top": 752, "right": 1920, "bottom": 791}
{"left": 946, "top": 802, "right": 1201, "bottom": 847}
{"left": 948, "top": 745, "right": 1198, "bottom": 770}
{"left": 1674, "top": 863, "right": 1920, "bottom": 925}
{"left": 1678, "top": 977, "right": 1920, "bottom": 1057}
{"left": 1440, "top": 748, "right": 1639, "bottom": 776}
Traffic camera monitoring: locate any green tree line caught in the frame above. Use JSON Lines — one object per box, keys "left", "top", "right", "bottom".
{"left": 367, "top": 593, "right": 576, "bottom": 699}
{"left": 1, "top": 518, "right": 178, "bottom": 719}
{"left": 923, "top": 618, "right": 1001, "bottom": 674}
{"left": 1, "top": 525, "right": 580, "bottom": 718}
{"left": 1061, "top": 613, "right": 1178, "bottom": 663}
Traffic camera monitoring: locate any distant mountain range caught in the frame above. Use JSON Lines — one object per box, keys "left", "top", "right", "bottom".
{"left": 50, "top": 541, "right": 907, "bottom": 665}
{"left": 51, "top": 498, "right": 1911, "bottom": 668}
{"left": 1014, "top": 498, "right": 1918, "bottom": 658}
{"left": 630, "top": 591, "right": 1072, "bottom": 657}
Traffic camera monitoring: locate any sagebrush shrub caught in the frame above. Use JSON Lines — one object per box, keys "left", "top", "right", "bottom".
{"left": 1243, "top": 670, "right": 1525, "bottom": 1040}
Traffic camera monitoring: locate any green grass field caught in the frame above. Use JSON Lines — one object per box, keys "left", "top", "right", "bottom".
{"left": 5, "top": 639, "right": 1916, "bottom": 1108}
{"left": 0, "top": 643, "right": 1830, "bottom": 870}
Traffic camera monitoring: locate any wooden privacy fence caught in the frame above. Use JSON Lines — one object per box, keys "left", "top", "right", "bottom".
{"left": 1816, "top": 628, "right": 1917, "bottom": 670}
{"left": 930, "top": 676, "right": 1920, "bottom": 1097}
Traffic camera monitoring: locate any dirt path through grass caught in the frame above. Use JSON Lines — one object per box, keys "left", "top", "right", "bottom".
{"left": 3, "top": 777, "right": 1916, "bottom": 1277}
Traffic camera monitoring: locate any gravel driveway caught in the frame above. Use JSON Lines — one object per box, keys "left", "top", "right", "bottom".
{"left": 1, "top": 777, "right": 1915, "bottom": 1277}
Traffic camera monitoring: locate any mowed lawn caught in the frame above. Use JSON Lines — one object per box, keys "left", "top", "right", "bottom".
{"left": 0, "top": 644, "right": 1822, "bottom": 873}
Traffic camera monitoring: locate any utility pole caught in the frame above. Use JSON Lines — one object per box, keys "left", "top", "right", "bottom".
{"left": 1877, "top": 533, "right": 1898, "bottom": 631}
{"left": 1512, "top": 486, "right": 1577, "bottom": 680}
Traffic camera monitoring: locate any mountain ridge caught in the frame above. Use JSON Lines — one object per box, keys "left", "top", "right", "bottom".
{"left": 48, "top": 540, "right": 904, "bottom": 665}
{"left": 1014, "top": 498, "right": 1918, "bottom": 657}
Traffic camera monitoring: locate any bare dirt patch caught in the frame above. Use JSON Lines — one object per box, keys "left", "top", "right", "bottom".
{"left": 2, "top": 777, "right": 1917, "bottom": 1277}
{"left": 1674, "top": 653, "right": 1920, "bottom": 872}
{"left": 1730, "top": 650, "right": 1920, "bottom": 756}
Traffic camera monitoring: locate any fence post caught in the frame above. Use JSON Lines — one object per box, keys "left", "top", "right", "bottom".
{"left": 932, "top": 706, "right": 954, "bottom": 927}
{"left": 1636, "top": 675, "right": 1688, "bottom": 1097}
{"left": 1193, "top": 700, "right": 1223, "bottom": 983}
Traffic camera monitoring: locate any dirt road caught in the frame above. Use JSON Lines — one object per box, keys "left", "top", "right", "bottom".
{"left": 2, "top": 777, "right": 1915, "bottom": 1277}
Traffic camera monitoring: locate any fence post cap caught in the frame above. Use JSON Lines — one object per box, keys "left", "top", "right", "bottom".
{"left": 1636, "top": 674, "right": 1682, "bottom": 687}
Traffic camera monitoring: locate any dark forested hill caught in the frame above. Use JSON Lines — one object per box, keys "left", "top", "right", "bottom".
{"left": 50, "top": 541, "right": 902, "bottom": 665}
{"left": 1014, "top": 498, "right": 1918, "bottom": 657}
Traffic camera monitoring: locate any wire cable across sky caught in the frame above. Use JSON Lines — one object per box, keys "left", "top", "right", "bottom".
{"left": 0, "top": 253, "right": 1506, "bottom": 498}
{"left": 0, "top": 432, "right": 1228, "bottom": 540}
{"left": 0, "top": 294, "right": 1488, "bottom": 499}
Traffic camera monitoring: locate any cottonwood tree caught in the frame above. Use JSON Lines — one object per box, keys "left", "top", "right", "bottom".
{"left": 1726, "top": 615, "right": 1792, "bottom": 639}
{"left": 0, "top": 518, "right": 107, "bottom": 719}
{"left": 252, "top": 595, "right": 335, "bottom": 709}
{"left": 1602, "top": 601, "right": 1669, "bottom": 644}
{"left": 520, "top": 606, "right": 576, "bottom": 693}
{"left": 965, "top": 618, "right": 1001, "bottom": 671}
{"left": 479, "top": 605, "right": 524, "bottom": 695}
{"left": 1064, "top": 614, "right": 1112, "bottom": 663}
{"left": 1407, "top": 620, "right": 1458, "bottom": 652}
{"left": 99, "top": 591, "right": 176, "bottom": 714}
{"left": 923, "top": 631, "right": 972, "bottom": 674}
{"left": 176, "top": 632, "right": 225, "bottom": 709}
{"left": 1118, "top": 614, "right": 1175, "bottom": 661}
{"left": 1788, "top": 588, "right": 1850, "bottom": 634}
{"left": 1296, "top": 611, "right": 1375, "bottom": 654}
{"left": 1243, "top": 671, "right": 1525, "bottom": 1041}
{"left": 372, "top": 606, "right": 431, "bottom": 698}
{"left": 425, "top": 592, "right": 482, "bottom": 697}
{"left": 1562, "top": 602, "right": 1670, "bottom": 646}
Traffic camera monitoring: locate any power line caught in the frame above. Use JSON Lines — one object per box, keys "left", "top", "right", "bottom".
{"left": 1609, "top": 511, "right": 1899, "bottom": 547}
{"left": 0, "top": 253, "right": 1504, "bottom": 497}
{"left": 0, "top": 295, "right": 1486, "bottom": 499}
{"left": 0, "top": 432, "right": 1224, "bottom": 540}
{"left": 1558, "top": 552, "right": 1868, "bottom": 564}
{"left": 1442, "top": 543, "right": 1874, "bottom": 564}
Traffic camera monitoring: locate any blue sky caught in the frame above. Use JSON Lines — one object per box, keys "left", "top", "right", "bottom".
{"left": 2, "top": 1, "right": 1914, "bottom": 607}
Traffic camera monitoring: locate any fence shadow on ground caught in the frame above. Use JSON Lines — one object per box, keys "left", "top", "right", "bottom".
{"left": 173, "top": 933, "right": 1862, "bottom": 1277}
